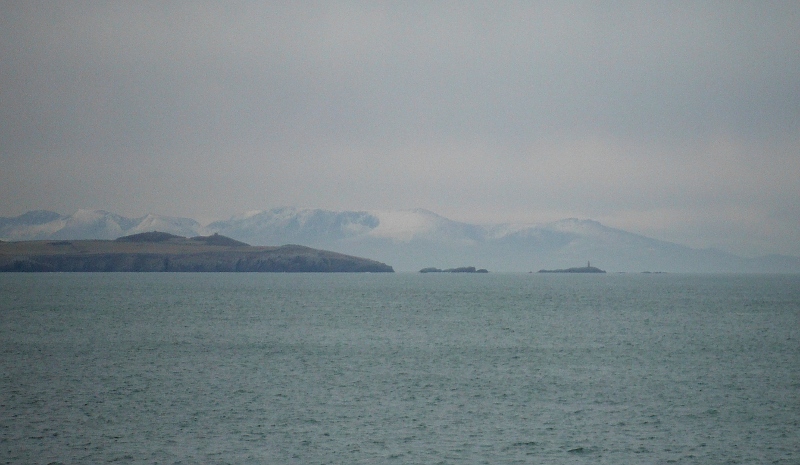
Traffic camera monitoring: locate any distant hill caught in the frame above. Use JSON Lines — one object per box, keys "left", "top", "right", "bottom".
{"left": 113, "top": 231, "right": 250, "bottom": 247}
{"left": 115, "top": 231, "right": 185, "bottom": 243}
{"left": 2, "top": 208, "right": 799, "bottom": 273}
{"left": 189, "top": 233, "right": 249, "bottom": 247}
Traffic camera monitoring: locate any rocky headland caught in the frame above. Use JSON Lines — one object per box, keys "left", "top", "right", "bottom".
{"left": 0, "top": 232, "right": 394, "bottom": 272}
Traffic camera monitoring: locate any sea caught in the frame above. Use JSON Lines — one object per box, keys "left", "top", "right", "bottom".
{"left": 1, "top": 272, "right": 798, "bottom": 464}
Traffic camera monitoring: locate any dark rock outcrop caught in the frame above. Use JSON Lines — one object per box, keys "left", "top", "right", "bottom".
{"left": 538, "top": 266, "right": 606, "bottom": 273}
{"left": 420, "top": 266, "right": 488, "bottom": 273}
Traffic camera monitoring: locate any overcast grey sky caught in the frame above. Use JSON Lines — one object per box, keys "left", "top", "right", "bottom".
{"left": 1, "top": 1, "right": 798, "bottom": 257}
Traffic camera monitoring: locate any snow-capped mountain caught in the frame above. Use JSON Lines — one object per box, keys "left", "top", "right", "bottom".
{"left": 206, "top": 207, "right": 378, "bottom": 246}
{"left": 0, "top": 210, "right": 66, "bottom": 241}
{"left": 175, "top": 208, "right": 800, "bottom": 272}
{"left": 367, "top": 209, "right": 485, "bottom": 244}
{"left": 2, "top": 208, "right": 798, "bottom": 273}
{"left": 206, "top": 208, "right": 485, "bottom": 246}
{"left": 0, "top": 210, "right": 202, "bottom": 242}
{"left": 125, "top": 213, "right": 203, "bottom": 238}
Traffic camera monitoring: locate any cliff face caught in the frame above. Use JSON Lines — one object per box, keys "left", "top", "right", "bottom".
{"left": 0, "top": 235, "right": 394, "bottom": 272}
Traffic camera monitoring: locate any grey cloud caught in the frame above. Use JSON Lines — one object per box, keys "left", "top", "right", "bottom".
{"left": 1, "top": 1, "right": 798, "bottom": 256}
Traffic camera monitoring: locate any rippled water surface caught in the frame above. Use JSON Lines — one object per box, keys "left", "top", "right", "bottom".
{"left": 2, "top": 273, "right": 799, "bottom": 464}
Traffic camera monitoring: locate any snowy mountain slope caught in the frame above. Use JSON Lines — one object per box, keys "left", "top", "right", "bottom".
{"left": 0, "top": 210, "right": 202, "bottom": 241}
{"left": 207, "top": 207, "right": 379, "bottom": 246}
{"left": 206, "top": 209, "right": 798, "bottom": 272}
{"left": 2, "top": 208, "right": 798, "bottom": 272}
{"left": 49, "top": 209, "right": 139, "bottom": 240}
{"left": 0, "top": 210, "right": 67, "bottom": 241}
{"left": 127, "top": 214, "right": 203, "bottom": 238}
{"left": 366, "top": 209, "right": 485, "bottom": 244}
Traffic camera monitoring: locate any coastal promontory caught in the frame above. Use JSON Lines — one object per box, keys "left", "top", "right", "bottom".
{"left": 538, "top": 263, "right": 606, "bottom": 273}
{"left": 0, "top": 232, "right": 394, "bottom": 272}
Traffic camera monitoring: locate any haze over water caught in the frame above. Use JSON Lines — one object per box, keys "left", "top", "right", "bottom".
{"left": 2, "top": 273, "right": 798, "bottom": 464}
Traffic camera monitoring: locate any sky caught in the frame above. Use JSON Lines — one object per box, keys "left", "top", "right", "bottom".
{"left": 1, "top": 1, "right": 799, "bottom": 257}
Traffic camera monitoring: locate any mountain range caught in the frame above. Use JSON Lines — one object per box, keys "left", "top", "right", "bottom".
{"left": 1, "top": 208, "right": 798, "bottom": 273}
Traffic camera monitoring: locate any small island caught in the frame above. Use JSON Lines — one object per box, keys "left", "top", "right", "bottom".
{"left": 0, "top": 232, "right": 394, "bottom": 273}
{"left": 538, "top": 262, "right": 606, "bottom": 273}
{"left": 419, "top": 266, "right": 488, "bottom": 273}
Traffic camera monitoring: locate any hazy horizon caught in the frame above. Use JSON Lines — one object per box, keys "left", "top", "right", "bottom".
{"left": 2, "top": 2, "right": 798, "bottom": 258}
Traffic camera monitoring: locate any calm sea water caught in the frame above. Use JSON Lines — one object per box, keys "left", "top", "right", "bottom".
{"left": 1, "top": 273, "right": 798, "bottom": 464}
